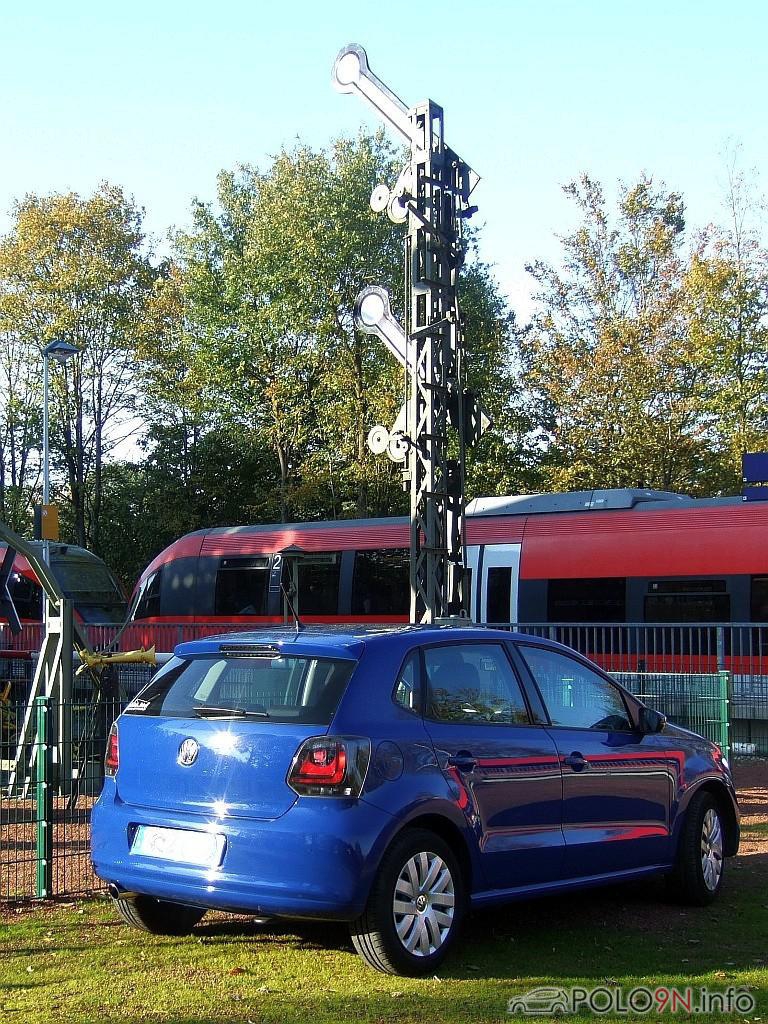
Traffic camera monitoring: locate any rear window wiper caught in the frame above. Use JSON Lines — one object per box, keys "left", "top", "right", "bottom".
{"left": 193, "top": 706, "right": 270, "bottom": 719}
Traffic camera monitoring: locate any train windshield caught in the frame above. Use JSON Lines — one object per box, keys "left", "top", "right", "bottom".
{"left": 51, "top": 557, "right": 127, "bottom": 623}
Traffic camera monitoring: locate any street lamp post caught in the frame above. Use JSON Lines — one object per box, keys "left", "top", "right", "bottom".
{"left": 41, "top": 340, "right": 79, "bottom": 562}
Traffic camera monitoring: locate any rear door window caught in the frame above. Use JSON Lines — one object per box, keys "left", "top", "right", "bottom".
{"left": 125, "top": 654, "right": 355, "bottom": 725}
{"left": 424, "top": 644, "right": 530, "bottom": 725}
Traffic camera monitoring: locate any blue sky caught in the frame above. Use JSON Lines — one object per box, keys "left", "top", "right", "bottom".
{"left": 1, "top": 0, "right": 766, "bottom": 319}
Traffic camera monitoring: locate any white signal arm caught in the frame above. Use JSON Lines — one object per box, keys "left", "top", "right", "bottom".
{"left": 332, "top": 44, "right": 418, "bottom": 145}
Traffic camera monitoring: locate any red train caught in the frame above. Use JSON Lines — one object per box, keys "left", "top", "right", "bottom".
{"left": 127, "top": 488, "right": 768, "bottom": 633}
{"left": 0, "top": 542, "right": 126, "bottom": 631}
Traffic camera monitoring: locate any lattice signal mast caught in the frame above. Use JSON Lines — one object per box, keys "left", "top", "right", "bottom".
{"left": 333, "top": 44, "right": 488, "bottom": 623}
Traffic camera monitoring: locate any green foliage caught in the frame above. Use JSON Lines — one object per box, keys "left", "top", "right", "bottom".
{"left": 0, "top": 184, "right": 156, "bottom": 549}
{"left": 149, "top": 133, "right": 521, "bottom": 528}
{"left": 523, "top": 174, "right": 708, "bottom": 492}
{"left": 460, "top": 259, "right": 537, "bottom": 498}
{"left": 99, "top": 431, "right": 278, "bottom": 589}
{"left": 4, "top": 149, "right": 768, "bottom": 594}
{"left": 684, "top": 161, "right": 768, "bottom": 492}
{"left": 160, "top": 133, "right": 407, "bottom": 521}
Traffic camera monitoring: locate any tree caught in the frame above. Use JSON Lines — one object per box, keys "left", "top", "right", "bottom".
{"left": 0, "top": 184, "right": 156, "bottom": 549}
{"left": 161, "top": 133, "right": 527, "bottom": 525}
{"left": 0, "top": 315, "right": 40, "bottom": 532}
{"left": 461, "top": 258, "right": 537, "bottom": 499}
{"left": 169, "top": 133, "right": 407, "bottom": 522}
{"left": 522, "top": 175, "right": 707, "bottom": 493}
{"left": 685, "top": 155, "right": 768, "bottom": 492}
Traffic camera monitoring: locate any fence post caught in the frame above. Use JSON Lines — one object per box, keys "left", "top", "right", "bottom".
{"left": 35, "top": 695, "right": 53, "bottom": 899}
{"left": 716, "top": 627, "right": 725, "bottom": 671}
{"left": 718, "top": 670, "right": 730, "bottom": 762}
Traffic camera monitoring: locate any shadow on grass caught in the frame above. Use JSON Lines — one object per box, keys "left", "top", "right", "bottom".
{"left": 190, "top": 853, "right": 768, "bottom": 984}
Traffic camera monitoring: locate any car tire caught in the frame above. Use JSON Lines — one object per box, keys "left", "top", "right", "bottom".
{"left": 350, "top": 827, "right": 466, "bottom": 975}
{"left": 666, "top": 791, "right": 726, "bottom": 906}
{"left": 112, "top": 893, "right": 206, "bottom": 935}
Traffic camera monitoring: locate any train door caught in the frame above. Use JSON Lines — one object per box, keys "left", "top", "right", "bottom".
{"left": 477, "top": 544, "right": 521, "bottom": 625}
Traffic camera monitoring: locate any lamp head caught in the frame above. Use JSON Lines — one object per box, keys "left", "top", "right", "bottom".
{"left": 43, "top": 340, "right": 80, "bottom": 365}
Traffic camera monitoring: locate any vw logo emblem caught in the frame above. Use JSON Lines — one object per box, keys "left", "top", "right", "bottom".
{"left": 177, "top": 738, "right": 199, "bottom": 767}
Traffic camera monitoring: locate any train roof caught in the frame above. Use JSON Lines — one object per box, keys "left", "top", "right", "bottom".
{"left": 465, "top": 489, "right": 741, "bottom": 517}
{"left": 0, "top": 540, "right": 110, "bottom": 563}
{"left": 185, "top": 515, "right": 410, "bottom": 538}
{"left": 185, "top": 489, "right": 743, "bottom": 537}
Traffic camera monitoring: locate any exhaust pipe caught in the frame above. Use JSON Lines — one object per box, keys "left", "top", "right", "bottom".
{"left": 108, "top": 883, "right": 140, "bottom": 902}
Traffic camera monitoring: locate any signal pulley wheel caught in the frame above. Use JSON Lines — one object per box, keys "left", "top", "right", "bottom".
{"left": 667, "top": 791, "right": 726, "bottom": 905}
{"left": 112, "top": 893, "right": 206, "bottom": 935}
{"left": 350, "top": 828, "right": 466, "bottom": 975}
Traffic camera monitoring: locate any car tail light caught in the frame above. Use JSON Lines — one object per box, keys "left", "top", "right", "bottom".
{"left": 287, "top": 736, "right": 370, "bottom": 798}
{"left": 104, "top": 722, "right": 119, "bottom": 777}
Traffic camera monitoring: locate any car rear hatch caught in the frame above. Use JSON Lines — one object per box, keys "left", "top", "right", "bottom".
{"left": 113, "top": 638, "right": 361, "bottom": 821}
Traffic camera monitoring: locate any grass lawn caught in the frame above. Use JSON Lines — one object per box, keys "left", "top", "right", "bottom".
{"left": 1, "top": 765, "right": 766, "bottom": 1024}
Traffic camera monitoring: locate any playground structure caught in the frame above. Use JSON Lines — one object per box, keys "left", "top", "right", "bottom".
{"left": 0, "top": 519, "right": 154, "bottom": 806}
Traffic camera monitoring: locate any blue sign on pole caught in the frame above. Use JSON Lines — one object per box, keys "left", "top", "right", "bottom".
{"left": 742, "top": 452, "right": 768, "bottom": 501}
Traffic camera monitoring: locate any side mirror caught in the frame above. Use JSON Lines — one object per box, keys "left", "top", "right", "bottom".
{"left": 639, "top": 706, "right": 666, "bottom": 735}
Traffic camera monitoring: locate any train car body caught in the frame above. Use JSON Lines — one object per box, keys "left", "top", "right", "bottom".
{"left": 127, "top": 488, "right": 768, "bottom": 634}
{"left": 0, "top": 541, "right": 127, "bottom": 627}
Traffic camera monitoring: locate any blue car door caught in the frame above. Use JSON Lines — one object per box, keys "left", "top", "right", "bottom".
{"left": 513, "top": 643, "right": 675, "bottom": 878}
{"left": 421, "top": 641, "right": 564, "bottom": 891}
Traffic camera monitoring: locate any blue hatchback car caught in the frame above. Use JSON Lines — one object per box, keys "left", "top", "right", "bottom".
{"left": 91, "top": 627, "right": 739, "bottom": 975}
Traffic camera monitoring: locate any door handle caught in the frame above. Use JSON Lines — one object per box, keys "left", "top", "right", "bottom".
{"left": 563, "top": 752, "right": 588, "bottom": 772}
{"left": 447, "top": 753, "right": 477, "bottom": 773}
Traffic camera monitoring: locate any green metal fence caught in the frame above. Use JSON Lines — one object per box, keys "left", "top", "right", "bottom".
{"left": 1, "top": 694, "right": 120, "bottom": 902}
{"left": 612, "top": 671, "right": 730, "bottom": 759}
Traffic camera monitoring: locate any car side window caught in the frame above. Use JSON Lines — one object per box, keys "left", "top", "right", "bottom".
{"left": 517, "top": 645, "right": 633, "bottom": 732}
{"left": 393, "top": 652, "right": 421, "bottom": 714}
{"left": 424, "top": 644, "right": 530, "bottom": 725}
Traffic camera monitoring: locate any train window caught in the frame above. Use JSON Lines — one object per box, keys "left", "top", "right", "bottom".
{"left": 134, "top": 569, "right": 163, "bottom": 619}
{"left": 547, "top": 578, "right": 626, "bottom": 623}
{"left": 751, "top": 577, "right": 768, "bottom": 622}
{"left": 644, "top": 580, "right": 730, "bottom": 623}
{"left": 649, "top": 580, "right": 726, "bottom": 594}
{"left": 9, "top": 574, "right": 42, "bottom": 620}
{"left": 297, "top": 554, "right": 341, "bottom": 616}
{"left": 352, "top": 548, "right": 409, "bottom": 615}
{"left": 487, "top": 566, "right": 512, "bottom": 623}
{"left": 52, "top": 559, "right": 120, "bottom": 598}
{"left": 214, "top": 557, "right": 269, "bottom": 616}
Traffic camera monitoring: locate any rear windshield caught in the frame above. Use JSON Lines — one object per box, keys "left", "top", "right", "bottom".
{"left": 124, "top": 654, "right": 355, "bottom": 725}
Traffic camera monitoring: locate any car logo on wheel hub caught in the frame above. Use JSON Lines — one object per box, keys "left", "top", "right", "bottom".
{"left": 177, "top": 738, "right": 199, "bottom": 766}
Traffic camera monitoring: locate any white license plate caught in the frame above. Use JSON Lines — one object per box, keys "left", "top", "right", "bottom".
{"left": 132, "top": 826, "right": 225, "bottom": 868}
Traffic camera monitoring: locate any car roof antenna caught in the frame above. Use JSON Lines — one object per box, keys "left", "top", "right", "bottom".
{"left": 281, "top": 581, "right": 304, "bottom": 635}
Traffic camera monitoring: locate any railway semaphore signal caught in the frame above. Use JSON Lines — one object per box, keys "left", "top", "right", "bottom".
{"left": 333, "top": 43, "right": 489, "bottom": 624}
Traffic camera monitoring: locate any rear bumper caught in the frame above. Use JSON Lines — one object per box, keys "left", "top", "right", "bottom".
{"left": 91, "top": 780, "right": 394, "bottom": 919}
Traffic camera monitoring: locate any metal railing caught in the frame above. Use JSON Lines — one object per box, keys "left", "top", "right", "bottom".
{"left": 502, "top": 622, "right": 768, "bottom": 756}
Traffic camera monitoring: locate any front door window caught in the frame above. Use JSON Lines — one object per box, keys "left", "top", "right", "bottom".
{"left": 516, "top": 645, "right": 633, "bottom": 732}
